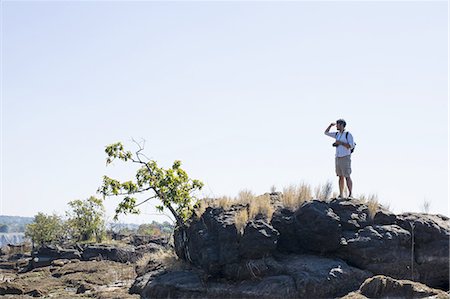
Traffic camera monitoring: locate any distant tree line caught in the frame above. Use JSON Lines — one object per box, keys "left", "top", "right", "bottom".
{"left": 110, "top": 221, "right": 173, "bottom": 238}
{"left": 24, "top": 197, "right": 174, "bottom": 248}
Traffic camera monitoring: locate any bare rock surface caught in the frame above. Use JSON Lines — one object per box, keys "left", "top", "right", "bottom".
{"left": 341, "top": 275, "right": 449, "bottom": 299}
{"left": 0, "top": 260, "right": 139, "bottom": 298}
{"left": 337, "top": 224, "right": 416, "bottom": 279}
{"left": 139, "top": 252, "right": 372, "bottom": 298}
{"left": 397, "top": 212, "right": 450, "bottom": 289}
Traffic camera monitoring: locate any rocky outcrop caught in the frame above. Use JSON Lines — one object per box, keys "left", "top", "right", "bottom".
{"left": 174, "top": 206, "right": 278, "bottom": 276}
{"left": 277, "top": 254, "right": 371, "bottom": 298}
{"left": 82, "top": 244, "right": 141, "bottom": 263}
{"left": 139, "top": 253, "right": 372, "bottom": 298}
{"left": 28, "top": 241, "right": 165, "bottom": 270}
{"left": 342, "top": 275, "right": 449, "bottom": 299}
{"left": 30, "top": 244, "right": 82, "bottom": 268}
{"left": 140, "top": 197, "right": 449, "bottom": 298}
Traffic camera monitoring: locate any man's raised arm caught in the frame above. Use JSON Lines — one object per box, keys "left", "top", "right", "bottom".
{"left": 324, "top": 123, "right": 336, "bottom": 134}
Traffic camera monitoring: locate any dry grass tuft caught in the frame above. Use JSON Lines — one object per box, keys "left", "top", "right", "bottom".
{"left": 248, "top": 194, "right": 274, "bottom": 220}
{"left": 234, "top": 209, "right": 249, "bottom": 235}
{"left": 237, "top": 189, "right": 255, "bottom": 204}
{"left": 360, "top": 194, "right": 380, "bottom": 219}
{"left": 136, "top": 252, "right": 153, "bottom": 274}
{"left": 314, "top": 181, "right": 333, "bottom": 200}
{"left": 282, "top": 183, "right": 312, "bottom": 209}
{"left": 214, "top": 196, "right": 234, "bottom": 209}
{"left": 142, "top": 248, "right": 188, "bottom": 272}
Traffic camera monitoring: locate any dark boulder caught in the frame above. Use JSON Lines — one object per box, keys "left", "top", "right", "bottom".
{"left": 131, "top": 255, "right": 168, "bottom": 295}
{"left": 328, "top": 199, "right": 370, "bottom": 231}
{"left": 141, "top": 270, "right": 204, "bottom": 298}
{"left": 329, "top": 198, "right": 397, "bottom": 230}
{"left": 82, "top": 244, "right": 141, "bottom": 263}
{"left": 270, "top": 208, "right": 302, "bottom": 252}
{"left": 174, "top": 207, "right": 241, "bottom": 275}
{"left": 372, "top": 208, "right": 397, "bottom": 226}
{"left": 337, "top": 224, "right": 416, "bottom": 280}
{"left": 30, "top": 244, "right": 81, "bottom": 269}
{"left": 396, "top": 213, "right": 450, "bottom": 289}
{"left": 277, "top": 254, "right": 372, "bottom": 298}
{"left": 294, "top": 200, "right": 342, "bottom": 253}
{"left": 35, "top": 244, "right": 81, "bottom": 260}
{"left": 239, "top": 219, "right": 279, "bottom": 259}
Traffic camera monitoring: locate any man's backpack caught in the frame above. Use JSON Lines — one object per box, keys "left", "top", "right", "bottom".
{"left": 345, "top": 132, "right": 356, "bottom": 153}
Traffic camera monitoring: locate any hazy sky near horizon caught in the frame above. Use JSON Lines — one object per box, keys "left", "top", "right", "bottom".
{"left": 2, "top": 1, "right": 448, "bottom": 224}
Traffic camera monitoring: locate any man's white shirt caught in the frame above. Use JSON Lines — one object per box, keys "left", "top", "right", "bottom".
{"left": 325, "top": 131, "right": 355, "bottom": 157}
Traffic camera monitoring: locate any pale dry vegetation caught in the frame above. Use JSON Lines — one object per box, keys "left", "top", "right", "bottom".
{"left": 249, "top": 194, "right": 274, "bottom": 220}
{"left": 194, "top": 181, "right": 393, "bottom": 233}
{"left": 237, "top": 189, "right": 255, "bottom": 203}
{"left": 359, "top": 194, "right": 380, "bottom": 219}
{"left": 234, "top": 209, "right": 249, "bottom": 235}
{"left": 137, "top": 248, "right": 188, "bottom": 273}
{"left": 314, "top": 181, "right": 333, "bottom": 200}
{"left": 282, "top": 183, "right": 312, "bottom": 209}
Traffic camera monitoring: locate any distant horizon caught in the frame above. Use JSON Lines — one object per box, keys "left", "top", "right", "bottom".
{"left": 0, "top": 214, "right": 172, "bottom": 227}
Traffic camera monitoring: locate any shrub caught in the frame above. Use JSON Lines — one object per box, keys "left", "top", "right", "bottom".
{"left": 25, "top": 213, "right": 64, "bottom": 247}
{"left": 66, "top": 196, "right": 106, "bottom": 242}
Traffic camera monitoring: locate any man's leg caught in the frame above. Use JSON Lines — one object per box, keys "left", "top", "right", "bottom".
{"left": 346, "top": 176, "right": 353, "bottom": 197}
{"left": 338, "top": 176, "right": 345, "bottom": 197}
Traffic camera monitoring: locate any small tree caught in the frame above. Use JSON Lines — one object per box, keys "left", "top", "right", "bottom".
{"left": 66, "top": 196, "right": 106, "bottom": 242}
{"left": 25, "top": 213, "right": 64, "bottom": 247}
{"left": 98, "top": 141, "right": 204, "bottom": 228}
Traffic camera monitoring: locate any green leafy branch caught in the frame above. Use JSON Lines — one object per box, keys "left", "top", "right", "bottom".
{"left": 98, "top": 140, "right": 204, "bottom": 226}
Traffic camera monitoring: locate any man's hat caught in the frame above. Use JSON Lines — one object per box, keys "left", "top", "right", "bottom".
{"left": 336, "top": 119, "right": 346, "bottom": 127}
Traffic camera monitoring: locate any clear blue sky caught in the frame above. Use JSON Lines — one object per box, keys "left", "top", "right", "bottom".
{"left": 1, "top": 1, "right": 448, "bottom": 224}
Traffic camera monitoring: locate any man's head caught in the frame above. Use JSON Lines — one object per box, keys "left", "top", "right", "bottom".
{"left": 336, "top": 119, "right": 346, "bottom": 128}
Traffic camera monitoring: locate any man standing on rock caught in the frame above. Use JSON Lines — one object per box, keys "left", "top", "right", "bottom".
{"left": 324, "top": 119, "right": 355, "bottom": 199}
